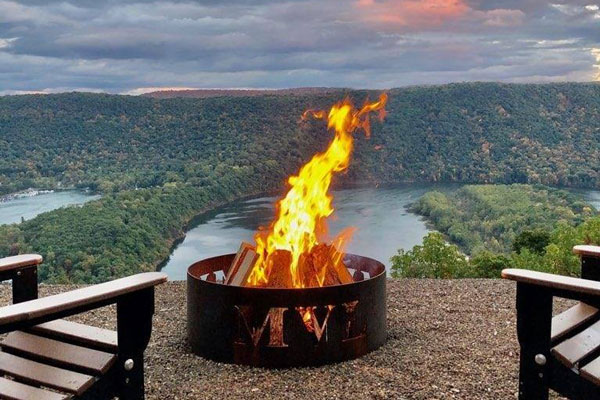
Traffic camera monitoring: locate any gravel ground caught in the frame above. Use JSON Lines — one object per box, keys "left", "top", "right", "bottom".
{"left": 0, "top": 280, "right": 569, "bottom": 399}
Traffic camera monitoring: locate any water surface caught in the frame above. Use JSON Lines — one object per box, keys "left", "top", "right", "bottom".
{"left": 0, "top": 191, "right": 100, "bottom": 225}
{"left": 161, "top": 184, "right": 457, "bottom": 280}
{"left": 575, "top": 189, "right": 600, "bottom": 209}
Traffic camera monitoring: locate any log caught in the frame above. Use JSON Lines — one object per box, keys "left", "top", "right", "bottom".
{"left": 234, "top": 243, "right": 353, "bottom": 288}
{"left": 225, "top": 242, "right": 258, "bottom": 286}
{"left": 256, "top": 250, "right": 293, "bottom": 288}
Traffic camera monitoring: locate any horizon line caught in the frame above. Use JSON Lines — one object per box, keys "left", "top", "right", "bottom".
{"left": 1, "top": 81, "right": 599, "bottom": 97}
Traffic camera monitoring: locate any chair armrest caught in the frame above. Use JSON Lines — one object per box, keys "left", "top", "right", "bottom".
{"left": 502, "top": 268, "right": 600, "bottom": 299}
{"left": 0, "top": 272, "right": 167, "bottom": 333}
{"left": 0, "top": 254, "right": 42, "bottom": 274}
{"left": 573, "top": 245, "right": 600, "bottom": 258}
{"left": 0, "top": 254, "right": 42, "bottom": 304}
{"left": 574, "top": 245, "right": 600, "bottom": 281}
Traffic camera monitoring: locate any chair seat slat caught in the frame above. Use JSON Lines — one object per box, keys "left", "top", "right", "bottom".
{"left": 0, "top": 376, "right": 70, "bottom": 400}
{"left": 30, "top": 319, "right": 118, "bottom": 352}
{"left": 552, "top": 319, "right": 600, "bottom": 368}
{"left": 581, "top": 356, "right": 600, "bottom": 386}
{"left": 552, "top": 303, "right": 599, "bottom": 342}
{"left": 0, "top": 351, "right": 95, "bottom": 395}
{"left": 1, "top": 331, "right": 116, "bottom": 375}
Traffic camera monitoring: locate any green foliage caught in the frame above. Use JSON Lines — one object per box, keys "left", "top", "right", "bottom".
{"left": 2, "top": 82, "right": 600, "bottom": 282}
{"left": 0, "top": 225, "right": 24, "bottom": 257}
{"left": 362, "top": 82, "right": 600, "bottom": 188}
{"left": 391, "top": 232, "right": 472, "bottom": 278}
{"left": 412, "top": 184, "right": 593, "bottom": 254}
{"left": 0, "top": 92, "right": 339, "bottom": 195}
{"left": 513, "top": 229, "right": 551, "bottom": 255}
{"left": 2, "top": 83, "right": 600, "bottom": 196}
{"left": 399, "top": 185, "right": 600, "bottom": 279}
{"left": 0, "top": 176, "right": 257, "bottom": 283}
{"left": 392, "top": 234, "right": 513, "bottom": 280}
{"left": 469, "top": 251, "right": 511, "bottom": 278}
{"left": 0, "top": 92, "right": 352, "bottom": 282}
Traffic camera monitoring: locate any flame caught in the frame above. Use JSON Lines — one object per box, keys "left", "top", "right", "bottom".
{"left": 246, "top": 94, "right": 388, "bottom": 288}
{"left": 298, "top": 307, "right": 315, "bottom": 332}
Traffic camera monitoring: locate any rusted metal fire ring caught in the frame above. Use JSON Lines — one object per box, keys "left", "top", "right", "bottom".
{"left": 187, "top": 253, "right": 386, "bottom": 368}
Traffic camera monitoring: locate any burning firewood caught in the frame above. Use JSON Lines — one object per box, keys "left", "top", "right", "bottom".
{"left": 231, "top": 242, "right": 353, "bottom": 288}
{"left": 259, "top": 250, "right": 293, "bottom": 288}
{"left": 225, "top": 242, "right": 258, "bottom": 286}
{"left": 302, "top": 243, "right": 353, "bottom": 286}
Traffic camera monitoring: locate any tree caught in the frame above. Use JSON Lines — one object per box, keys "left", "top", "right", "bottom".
{"left": 410, "top": 184, "right": 591, "bottom": 255}
{"left": 513, "top": 229, "right": 551, "bottom": 255}
{"left": 470, "top": 251, "right": 511, "bottom": 278}
{"left": 391, "top": 232, "right": 471, "bottom": 278}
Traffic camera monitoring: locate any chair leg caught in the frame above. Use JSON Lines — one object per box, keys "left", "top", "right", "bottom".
{"left": 518, "top": 351, "right": 549, "bottom": 400}
{"left": 12, "top": 265, "right": 38, "bottom": 303}
{"left": 516, "top": 283, "right": 552, "bottom": 400}
{"left": 118, "top": 354, "right": 145, "bottom": 400}
{"left": 116, "top": 288, "right": 155, "bottom": 400}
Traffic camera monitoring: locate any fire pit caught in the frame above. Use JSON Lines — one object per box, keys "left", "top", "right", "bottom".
{"left": 187, "top": 94, "right": 388, "bottom": 367}
{"left": 187, "top": 253, "right": 386, "bottom": 368}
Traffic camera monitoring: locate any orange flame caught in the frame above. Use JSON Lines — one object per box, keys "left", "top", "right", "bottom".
{"left": 247, "top": 94, "right": 388, "bottom": 288}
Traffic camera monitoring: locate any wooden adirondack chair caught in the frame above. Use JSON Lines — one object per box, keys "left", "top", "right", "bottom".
{"left": 0, "top": 254, "right": 167, "bottom": 400}
{"left": 503, "top": 245, "right": 600, "bottom": 400}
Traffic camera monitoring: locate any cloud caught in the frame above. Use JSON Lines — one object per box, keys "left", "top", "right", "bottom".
{"left": 122, "top": 86, "right": 198, "bottom": 95}
{"left": 0, "top": 0, "right": 71, "bottom": 25}
{"left": 593, "top": 48, "right": 600, "bottom": 80}
{"left": 0, "top": 0, "right": 598, "bottom": 92}
{"left": 550, "top": 3, "right": 582, "bottom": 15}
{"left": 478, "top": 8, "right": 526, "bottom": 26}
{"left": 355, "top": 0, "right": 470, "bottom": 28}
{"left": 0, "top": 37, "right": 17, "bottom": 49}
{"left": 0, "top": 89, "right": 48, "bottom": 95}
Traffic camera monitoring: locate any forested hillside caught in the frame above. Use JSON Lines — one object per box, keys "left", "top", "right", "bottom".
{"left": 0, "top": 92, "right": 339, "bottom": 195}
{"left": 1, "top": 82, "right": 600, "bottom": 282}
{"left": 412, "top": 184, "right": 593, "bottom": 254}
{"left": 394, "top": 185, "right": 600, "bottom": 279}
{"left": 2, "top": 82, "right": 600, "bottom": 196}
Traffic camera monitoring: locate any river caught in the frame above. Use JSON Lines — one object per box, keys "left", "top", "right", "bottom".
{"left": 160, "top": 184, "right": 459, "bottom": 280}
{"left": 0, "top": 190, "right": 100, "bottom": 225}
{"left": 4, "top": 185, "right": 599, "bottom": 281}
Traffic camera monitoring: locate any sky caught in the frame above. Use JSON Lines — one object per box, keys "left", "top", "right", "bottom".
{"left": 0, "top": 0, "right": 599, "bottom": 95}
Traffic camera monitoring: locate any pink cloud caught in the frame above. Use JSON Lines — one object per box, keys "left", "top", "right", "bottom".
{"left": 355, "top": 0, "right": 470, "bottom": 28}
{"left": 354, "top": 0, "right": 525, "bottom": 30}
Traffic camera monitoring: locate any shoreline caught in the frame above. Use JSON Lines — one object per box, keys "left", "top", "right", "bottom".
{"left": 0, "top": 188, "right": 56, "bottom": 203}
{"left": 154, "top": 181, "right": 600, "bottom": 276}
{"left": 154, "top": 187, "right": 271, "bottom": 273}
{"left": 153, "top": 179, "right": 456, "bottom": 274}
{"left": 0, "top": 186, "right": 97, "bottom": 203}
{"left": 153, "top": 179, "right": 417, "bottom": 272}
